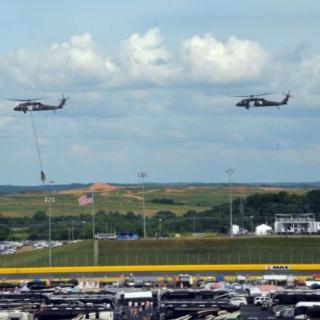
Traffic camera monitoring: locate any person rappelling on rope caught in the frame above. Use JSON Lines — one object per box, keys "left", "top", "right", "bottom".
{"left": 41, "top": 170, "right": 47, "bottom": 185}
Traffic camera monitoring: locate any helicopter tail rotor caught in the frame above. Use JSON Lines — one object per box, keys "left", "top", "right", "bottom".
{"left": 62, "top": 94, "right": 69, "bottom": 101}
{"left": 281, "top": 91, "right": 292, "bottom": 104}
{"left": 59, "top": 94, "right": 69, "bottom": 108}
{"left": 283, "top": 91, "right": 292, "bottom": 98}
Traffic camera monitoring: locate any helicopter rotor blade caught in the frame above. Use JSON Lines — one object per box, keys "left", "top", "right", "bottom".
{"left": 7, "top": 97, "right": 48, "bottom": 102}
{"left": 229, "top": 95, "right": 252, "bottom": 98}
{"left": 230, "top": 92, "right": 274, "bottom": 98}
{"left": 254, "top": 92, "right": 274, "bottom": 97}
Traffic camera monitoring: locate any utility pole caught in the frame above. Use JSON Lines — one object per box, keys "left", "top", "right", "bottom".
{"left": 226, "top": 169, "right": 235, "bottom": 238}
{"left": 137, "top": 172, "right": 148, "bottom": 239}
{"left": 44, "top": 196, "right": 55, "bottom": 267}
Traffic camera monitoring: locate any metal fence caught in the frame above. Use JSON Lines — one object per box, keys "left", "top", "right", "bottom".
{"left": 98, "top": 247, "right": 320, "bottom": 266}
{"left": 1, "top": 247, "right": 319, "bottom": 267}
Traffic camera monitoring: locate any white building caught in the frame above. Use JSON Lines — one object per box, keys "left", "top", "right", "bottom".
{"left": 255, "top": 224, "right": 272, "bottom": 236}
{"left": 274, "top": 213, "right": 318, "bottom": 234}
{"left": 232, "top": 224, "right": 240, "bottom": 235}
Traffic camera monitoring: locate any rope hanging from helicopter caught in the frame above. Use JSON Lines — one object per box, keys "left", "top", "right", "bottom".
{"left": 9, "top": 95, "right": 68, "bottom": 184}
{"left": 29, "top": 111, "right": 46, "bottom": 184}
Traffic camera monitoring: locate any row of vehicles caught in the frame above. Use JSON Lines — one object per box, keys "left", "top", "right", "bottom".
{"left": 0, "top": 240, "right": 64, "bottom": 255}
{"left": 0, "top": 241, "right": 24, "bottom": 255}
{"left": 242, "top": 289, "right": 320, "bottom": 320}
{"left": 0, "top": 280, "right": 247, "bottom": 320}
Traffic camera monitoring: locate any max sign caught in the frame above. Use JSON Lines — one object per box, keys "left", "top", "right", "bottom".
{"left": 266, "top": 265, "right": 290, "bottom": 270}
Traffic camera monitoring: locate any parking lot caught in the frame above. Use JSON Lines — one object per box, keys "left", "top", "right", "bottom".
{"left": 240, "top": 306, "right": 275, "bottom": 320}
{"left": 0, "top": 271, "right": 320, "bottom": 319}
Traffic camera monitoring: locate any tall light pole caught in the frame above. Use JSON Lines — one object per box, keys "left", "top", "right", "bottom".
{"left": 71, "top": 221, "right": 74, "bottom": 240}
{"left": 159, "top": 218, "right": 162, "bottom": 238}
{"left": 250, "top": 215, "right": 254, "bottom": 234}
{"left": 44, "top": 196, "right": 55, "bottom": 267}
{"left": 226, "top": 169, "right": 235, "bottom": 238}
{"left": 82, "top": 221, "right": 86, "bottom": 239}
{"left": 137, "top": 172, "right": 148, "bottom": 239}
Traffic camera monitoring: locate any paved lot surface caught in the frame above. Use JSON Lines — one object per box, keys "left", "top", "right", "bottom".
{"left": 241, "top": 305, "right": 276, "bottom": 320}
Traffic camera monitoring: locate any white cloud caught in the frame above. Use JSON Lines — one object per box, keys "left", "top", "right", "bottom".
{"left": 0, "top": 116, "right": 14, "bottom": 128}
{"left": 101, "top": 147, "right": 130, "bottom": 163}
{"left": 181, "top": 34, "right": 268, "bottom": 83}
{"left": 232, "top": 132, "right": 244, "bottom": 141}
{"left": 0, "top": 28, "right": 320, "bottom": 115}
{"left": 275, "top": 145, "right": 320, "bottom": 165}
{"left": 299, "top": 55, "right": 320, "bottom": 94}
{"left": 120, "top": 28, "right": 176, "bottom": 85}
{"left": 70, "top": 143, "right": 90, "bottom": 157}
{"left": 0, "top": 33, "right": 119, "bottom": 91}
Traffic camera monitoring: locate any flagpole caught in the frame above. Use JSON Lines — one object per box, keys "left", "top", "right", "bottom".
{"left": 92, "top": 192, "right": 98, "bottom": 266}
{"left": 92, "top": 192, "right": 95, "bottom": 240}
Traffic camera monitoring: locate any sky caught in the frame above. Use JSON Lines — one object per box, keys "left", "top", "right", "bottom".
{"left": 0, "top": 0, "right": 320, "bottom": 185}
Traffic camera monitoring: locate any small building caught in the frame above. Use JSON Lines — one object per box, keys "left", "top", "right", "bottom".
{"left": 95, "top": 233, "right": 117, "bottom": 240}
{"left": 255, "top": 224, "right": 272, "bottom": 236}
{"left": 232, "top": 224, "right": 240, "bottom": 235}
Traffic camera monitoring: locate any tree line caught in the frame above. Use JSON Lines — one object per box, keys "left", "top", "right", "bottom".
{"left": 1, "top": 189, "right": 320, "bottom": 240}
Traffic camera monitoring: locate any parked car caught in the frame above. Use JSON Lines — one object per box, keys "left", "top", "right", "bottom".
{"left": 254, "top": 296, "right": 271, "bottom": 306}
{"left": 230, "top": 296, "right": 247, "bottom": 307}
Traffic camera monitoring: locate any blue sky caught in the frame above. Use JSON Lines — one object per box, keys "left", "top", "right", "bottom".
{"left": 0, "top": 0, "right": 320, "bottom": 185}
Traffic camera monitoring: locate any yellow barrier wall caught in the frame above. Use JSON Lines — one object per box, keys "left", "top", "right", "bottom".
{"left": 0, "top": 264, "right": 319, "bottom": 275}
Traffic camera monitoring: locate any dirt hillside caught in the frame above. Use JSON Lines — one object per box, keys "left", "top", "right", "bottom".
{"left": 60, "top": 182, "right": 118, "bottom": 195}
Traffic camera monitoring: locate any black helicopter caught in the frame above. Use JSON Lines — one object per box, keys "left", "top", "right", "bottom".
{"left": 234, "top": 92, "right": 291, "bottom": 109}
{"left": 10, "top": 95, "right": 68, "bottom": 113}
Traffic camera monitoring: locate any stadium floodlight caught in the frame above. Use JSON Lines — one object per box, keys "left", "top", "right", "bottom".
{"left": 137, "top": 172, "right": 148, "bottom": 239}
{"left": 250, "top": 215, "right": 254, "bottom": 233}
{"left": 225, "top": 169, "right": 235, "bottom": 238}
{"left": 159, "top": 218, "right": 162, "bottom": 238}
{"left": 44, "top": 196, "right": 55, "bottom": 267}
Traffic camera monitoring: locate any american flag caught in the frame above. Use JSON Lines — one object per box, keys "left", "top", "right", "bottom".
{"left": 78, "top": 192, "right": 94, "bottom": 206}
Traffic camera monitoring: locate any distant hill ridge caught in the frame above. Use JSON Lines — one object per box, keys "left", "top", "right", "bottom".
{"left": 0, "top": 181, "right": 319, "bottom": 194}
{"left": 0, "top": 183, "right": 91, "bottom": 194}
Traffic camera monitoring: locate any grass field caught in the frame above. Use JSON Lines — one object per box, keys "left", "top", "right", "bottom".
{"left": 98, "top": 237, "right": 320, "bottom": 265}
{"left": 0, "top": 185, "right": 308, "bottom": 217}
{"left": 1, "top": 237, "right": 320, "bottom": 267}
{"left": 0, "top": 241, "right": 94, "bottom": 267}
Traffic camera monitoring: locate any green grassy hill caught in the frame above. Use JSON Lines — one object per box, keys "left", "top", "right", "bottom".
{"left": 0, "top": 240, "right": 94, "bottom": 267}
{"left": 0, "top": 185, "right": 308, "bottom": 217}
